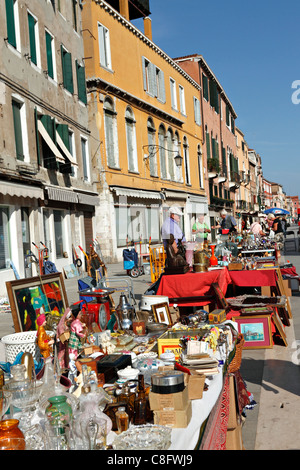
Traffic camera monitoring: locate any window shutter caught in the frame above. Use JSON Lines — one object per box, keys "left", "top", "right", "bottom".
{"left": 34, "top": 107, "right": 41, "bottom": 165}
{"left": 45, "top": 31, "right": 54, "bottom": 79}
{"left": 142, "top": 56, "right": 147, "bottom": 91}
{"left": 158, "top": 69, "right": 166, "bottom": 103}
{"left": 202, "top": 74, "right": 208, "bottom": 101}
{"left": 61, "top": 46, "right": 74, "bottom": 94}
{"left": 5, "top": 0, "right": 16, "bottom": 48}
{"left": 28, "top": 13, "right": 37, "bottom": 65}
{"left": 149, "top": 63, "right": 157, "bottom": 97}
{"left": 76, "top": 60, "right": 87, "bottom": 104}
{"left": 12, "top": 100, "right": 24, "bottom": 161}
{"left": 206, "top": 131, "right": 211, "bottom": 159}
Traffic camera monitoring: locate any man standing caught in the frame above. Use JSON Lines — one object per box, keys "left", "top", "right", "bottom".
{"left": 161, "top": 206, "right": 185, "bottom": 248}
{"left": 213, "top": 209, "right": 237, "bottom": 234}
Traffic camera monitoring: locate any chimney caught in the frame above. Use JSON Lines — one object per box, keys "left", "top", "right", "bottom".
{"left": 143, "top": 17, "right": 152, "bottom": 41}
{"left": 119, "top": 0, "right": 129, "bottom": 20}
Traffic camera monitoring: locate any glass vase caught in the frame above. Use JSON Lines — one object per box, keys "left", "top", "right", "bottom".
{"left": 46, "top": 395, "right": 73, "bottom": 427}
{"left": 0, "top": 419, "right": 26, "bottom": 450}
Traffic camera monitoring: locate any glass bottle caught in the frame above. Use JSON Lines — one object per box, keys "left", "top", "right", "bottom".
{"left": 133, "top": 374, "right": 147, "bottom": 425}
{"left": 115, "top": 406, "right": 129, "bottom": 433}
{"left": 118, "top": 382, "right": 135, "bottom": 422}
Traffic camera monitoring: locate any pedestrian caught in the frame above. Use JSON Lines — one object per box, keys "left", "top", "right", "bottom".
{"left": 161, "top": 206, "right": 185, "bottom": 248}
{"left": 250, "top": 221, "right": 265, "bottom": 237}
{"left": 192, "top": 214, "right": 211, "bottom": 242}
{"left": 213, "top": 209, "right": 237, "bottom": 234}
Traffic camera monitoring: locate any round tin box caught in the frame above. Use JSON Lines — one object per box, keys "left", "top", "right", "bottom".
{"left": 151, "top": 370, "right": 185, "bottom": 394}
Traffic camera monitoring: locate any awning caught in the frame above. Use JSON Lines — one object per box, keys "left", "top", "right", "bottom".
{"left": 56, "top": 131, "right": 78, "bottom": 166}
{"left": 46, "top": 186, "right": 78, "bottom": 203}
{"left": 37, "top": 120, "right": 65, "bottom": 163}
{"left": 112, "top": 187, "right": 162, "bottom": 200}
{"left": 77, "top": 192, "right": 100, "bottom": 206}
{"left": 186, "top": 195, "right": 208, "bottom": 214}
{"left": 0, "top": 181, "right": 44, "bottom": 199}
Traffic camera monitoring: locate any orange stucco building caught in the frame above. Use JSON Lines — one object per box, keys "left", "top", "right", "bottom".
{"left": 81, "top": 0, "right": 207, "bottom": 261}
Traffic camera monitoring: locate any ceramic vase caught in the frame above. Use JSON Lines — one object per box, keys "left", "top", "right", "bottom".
{"left": 45, "top": 395, "right": 73, "bottom": 427}
{"left": 209, "top": 245, "right": 218, "bottom": 266}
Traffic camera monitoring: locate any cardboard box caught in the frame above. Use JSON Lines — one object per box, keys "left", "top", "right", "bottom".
{"left": 153, "top": 401, "right": 192, "bottom": 428}
{"left": 187, "top": 372, "right": 206, "bottom": 400}
{"left": 149, "top": 386, "right": 189, "bottom": 411}
{"left": 226, "top": 423, "right": 244, "bottom": 450}
{"left": 282, "top": 279, "right": 292, "bottom": 297}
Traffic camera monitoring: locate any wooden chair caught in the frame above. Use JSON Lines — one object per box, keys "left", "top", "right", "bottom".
{"left": 149, "top": 243, "right": 166, "bottom": 283}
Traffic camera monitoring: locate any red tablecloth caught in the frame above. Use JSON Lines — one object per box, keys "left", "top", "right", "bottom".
{"left": 228, "top": 269, "right": 277, "bottom": 287}
{"left": 156, "top": 268, "right": 232, "bottom": 306}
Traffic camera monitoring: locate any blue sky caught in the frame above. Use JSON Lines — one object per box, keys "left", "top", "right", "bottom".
{"left": 133, "top": 0, "right": 300, "bottom": 197}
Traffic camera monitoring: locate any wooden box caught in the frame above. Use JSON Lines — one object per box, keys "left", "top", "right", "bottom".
{"left": 208, "top": 308, "right": 226, "bottom": 324}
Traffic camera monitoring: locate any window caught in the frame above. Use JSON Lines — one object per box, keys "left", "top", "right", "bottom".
{"left": 45, "top": 30, "right": 56, "bottom": 80}
{"left": 183, "top": 136, "right": 190, "bottom": 185}
{"left": 53, "top": 210, "right": 66, "bottom": 258}
{"left": 194, "top": 97, "right": 201, "bottom": 125}
{"left": 158, "top": 125, "right": 167, "bottom": 179}
{"left": 43, "top": 209, "right": 51, "bottom": 255}
{"left": 209, "top": 80, "right": 219, "bottom": 113}
{"left": 72, "top": 0, "right": 78, "bottom": 31}
{"left": 103, "top": 97, "right": 119, "bottom": 168}
{"left": 125, "top": 107, "right": 138, "bottom": 173}
{"left": 174, "top": 131, "right": 182, "bottom": 182}
{"left": 142, "top": 57, "right": 166, "bottom": 101}
{"left": 27, "top": 11, "right": 40, "bottom": 67}
{"left": 147, "top": 118, "right": 157, "bottom": 177}
{"left": 12, "top": 98, "right": 28, "bottom": 161}
{"left": 61, "top": 45, "right": 74, "bottom": 94}
{"left": 56, "top": 123, "right": 73, "bottom": 174}
{"left": 98, "top": 23, "right": 111, "bottom": 69}
{"left": 76, "top": 60, "right": 87, "bottom": 104}
{"left": 5, "top": 0, "right": 20, "bottom": 50}
{"left": 170, "top": 78, "right": 177, "bottom": 110}
{"left": 179, "top": 85, "right": 186, "bottom": 115}
{"left": 0, "top": 207, "right": 11, "bottom": 270}
{"left": 81, "top": 137, "right": 89, "bottom": 181}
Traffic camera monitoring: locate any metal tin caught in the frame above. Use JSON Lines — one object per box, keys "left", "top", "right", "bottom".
{"left": 151, "top": 371, "right": 185, "bottom": 394}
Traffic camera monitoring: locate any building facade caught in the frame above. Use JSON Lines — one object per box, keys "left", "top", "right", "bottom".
{"left": 0, "top": 0, "right": 96, "bottom": 293}
{"left": 82, "top": 0, "right": 207, "bottom": 261}
{"left": 174, "top": 54, "right": 238, "bottom": 237}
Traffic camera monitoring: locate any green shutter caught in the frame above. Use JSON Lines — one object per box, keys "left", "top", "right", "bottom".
{"left": 206, "top": 131, "right": 211, "bottom": 159}
{"left": 45, "top": 31, "right": 54, "bottom": 79}
{"left": 76, "top": 60, "right": 87, "bottom": 104}
{"left": 61, "top": 46, "right": 74, "bottom": 94}
{"left": 5, "top": 0, "right": 16, "bottom": 48}
{"left": 28, "top": 13, "right": 37, "bottom": 65}
{"left": 57, "top": 123, "right": 72, "bottom": 173}
{"left": 202, "top": 74, "right": 208, "bottom": 101}
{"left": 12, "top": 100, "right": 24, "bottom": 161}
{"left": 34, "top": 108, "right": 41, "bottom": 165}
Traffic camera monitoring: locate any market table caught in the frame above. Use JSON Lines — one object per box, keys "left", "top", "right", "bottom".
{"left": 228, "top": 268, "right": 277, "bottom": 288}
{"left": 156, "top": 268, "right": 232, "bottom": 307}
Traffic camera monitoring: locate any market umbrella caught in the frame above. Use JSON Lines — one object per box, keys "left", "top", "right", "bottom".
{"left": 263, "top": 208, "right": 290, "bottom": 216}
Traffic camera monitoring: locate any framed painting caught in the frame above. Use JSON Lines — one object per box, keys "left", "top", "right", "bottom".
{"left": 6, "top": 273, "right": 69, "bottom": 333}
{"left": 235, "top": 315, "right": 273, "bottom": 349}
{"left": 211, "top": 282, "right": 229, "bottom": 310}
{"left": 152, "top": 302, "right": 172, "bottom": 326}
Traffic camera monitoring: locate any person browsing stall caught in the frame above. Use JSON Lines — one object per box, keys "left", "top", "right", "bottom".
{"left": 250, "top": 221, "right": 265, "bottom": 236}
{"left": 212, "top": 209, "right": 237, "bottom": 234}
{"left": 161, "top": 206, "right": 185, "bottom": 248}
{"left": 192, "top": 215, "right": 211, "bottom": 242}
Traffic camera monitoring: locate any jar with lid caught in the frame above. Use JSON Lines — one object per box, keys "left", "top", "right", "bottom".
{"left": 115, "top": 407, "right": 129, "bottom": 433}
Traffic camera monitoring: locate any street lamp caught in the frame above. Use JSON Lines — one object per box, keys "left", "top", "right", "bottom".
{"left": 143, "top": 145, "right": 183, "bottom": 167}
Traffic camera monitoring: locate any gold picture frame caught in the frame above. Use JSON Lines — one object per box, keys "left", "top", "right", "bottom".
{"left": 151, "top": 302, "right": 172, "bottom": 326}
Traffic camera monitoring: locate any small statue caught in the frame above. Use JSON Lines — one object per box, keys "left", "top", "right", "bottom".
{"left": 166, "top": 234, "right": 188, "bottom": 268}
{"left": 68, "top": 318, "right": 87, "bottom": 360}
{"left": 37, "top": 314, "right": 54, "bottom": 358}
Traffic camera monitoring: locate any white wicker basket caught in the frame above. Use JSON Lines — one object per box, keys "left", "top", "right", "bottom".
{"left": 1, "top": 331, "right": 40, "bottom": 364}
